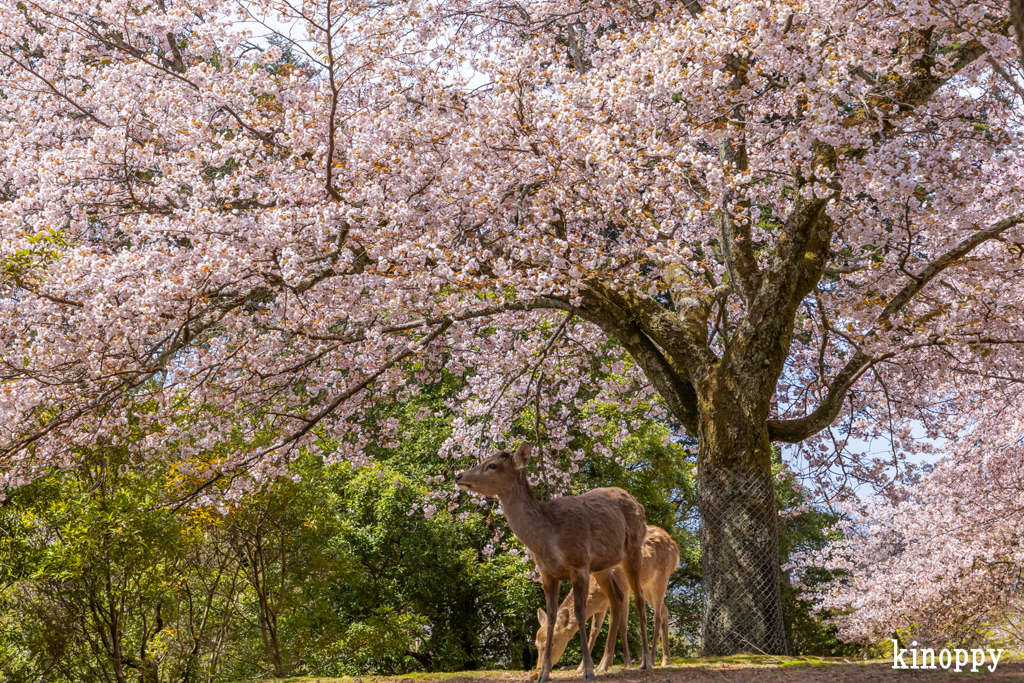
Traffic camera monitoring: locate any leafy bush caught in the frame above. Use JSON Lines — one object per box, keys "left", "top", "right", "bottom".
{"left": 0, "top": 381, "right": 850, "bottom": 682}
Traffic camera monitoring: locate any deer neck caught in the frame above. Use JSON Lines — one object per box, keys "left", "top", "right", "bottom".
{"left": 498, "top": 473, "right": 553, "bottom": 554}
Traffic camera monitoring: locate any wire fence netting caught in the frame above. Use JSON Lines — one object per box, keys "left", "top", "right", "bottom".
{"left": 698, "top": 464, "right": 788, "bottom": 656}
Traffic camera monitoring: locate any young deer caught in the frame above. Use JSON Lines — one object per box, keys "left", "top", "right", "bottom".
{"left": 535, "top": 525, "right": 680, "bottom": 671}
{"left": 456, "top": 443, "right": 653, "bottom": 682}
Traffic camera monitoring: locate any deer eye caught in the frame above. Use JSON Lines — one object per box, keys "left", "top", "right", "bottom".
{"left": 487, "top": 463, "right": 497, "bottom": 470}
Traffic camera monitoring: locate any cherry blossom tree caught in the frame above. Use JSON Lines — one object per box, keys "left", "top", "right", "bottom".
{"left": 2, "top": 0, "right": 1024, "bottom": 655}
{"left": 792, "top": 414, "right": 1024, "bottom": 647}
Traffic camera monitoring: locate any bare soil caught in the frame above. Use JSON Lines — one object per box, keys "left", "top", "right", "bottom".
{"left": 268, "top": 655, "right": 1024, "bottom": 683}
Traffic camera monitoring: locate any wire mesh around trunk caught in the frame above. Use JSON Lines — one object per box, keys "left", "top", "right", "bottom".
{"left": 698, "top": 463, "right": 788, "bottom": 656}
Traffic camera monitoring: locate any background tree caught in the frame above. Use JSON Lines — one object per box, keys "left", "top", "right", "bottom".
{"left": 2, "top": 0, "right": 1024, "bottom": 656}
{"left": 0, "top": 446, "right": 198, "bottom": 683}
{"left": 793, "top": 415, "right": 1024, "bottom": 650}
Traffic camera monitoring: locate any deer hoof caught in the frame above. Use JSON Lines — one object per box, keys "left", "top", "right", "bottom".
{"left": 583, "top": 673, "right": 595, "bottom": 681}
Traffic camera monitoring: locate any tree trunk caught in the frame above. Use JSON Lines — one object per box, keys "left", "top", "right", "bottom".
{"left": 696, "top": 371, "right": 787, "bottom": 656}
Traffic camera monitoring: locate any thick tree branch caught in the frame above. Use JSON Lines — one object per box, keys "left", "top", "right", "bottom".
{"left": 533, "top": 291, "right": 701, "bottom": 434}
{"left": 735, "top": 33, "right": 989, "bottom": 378}
{"left": 761, "top": 37, "right": 997, "bottom": 441}
{"left": 876, "top": 214, "right": 1024, "bottom": 324}
{"left": 30, "top": 7, "right": 289, "bottom": 152}
{"left": 0, "top": 47, "right": 110, "bottom": 128}
{"left": 716, "top": 58, "right": 761, "bottom": 307}
{"left": 734, "top": 189, "right": 833, "bottom": 380}
{"left": 769, "top": 213, "right": 1024, "bottom": 443}
{"left": 860, "top": 37, "right": 986, "bottom": 127}
{"left": 324, "top": 1, "right": 345, "bottom": 202}
{"left": 0, "top": 263, "right": 341, "bottom": 463}
{"left": 171, "top": 320, "right": 453, "bottom": 511}
{"left": 585, "top": 280, "right": 714, "bottom": 384}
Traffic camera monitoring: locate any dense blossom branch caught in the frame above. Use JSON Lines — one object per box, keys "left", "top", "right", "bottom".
{"left": 770, "top": 213, "right": 1024, "bottom": 443}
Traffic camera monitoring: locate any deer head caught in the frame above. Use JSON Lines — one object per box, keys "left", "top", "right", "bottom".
{"left": 455, "top": 443, "right": 532, "bottom": 496}
{"left": 535, "top": 607, "right": 575, "bottom": 666}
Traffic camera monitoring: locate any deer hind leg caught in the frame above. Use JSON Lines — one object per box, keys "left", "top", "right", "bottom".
{"left": 576, "top": 610, "right": 606, "bottom": 673}
{"left": 649, "top": 571, "right": 671, "bottom": 666}
{"left": 538, "top": 575, "right": 561, "bottom": 683}
{"left": 619, "top": 602, "right": 631, "bottom": 669}
{"left": 593, "top": 570, "right": 624, "bottom": 672}
{"left": 660, "top": 601, "right": 670, "bottom": 666}
{"left": 623, "top": 556, "right": 652, "bottom": 669}
{"left": 644, "top": 587, "right": 662, "bottom": 668}
{"left": 615, "top": 574, "right": 631, "bottom": 669}
{"left": 619, "top": 582, "right": 632, "bottom": 669}
{"left": 570, "top": 568, "right": 595, "bottom": 681}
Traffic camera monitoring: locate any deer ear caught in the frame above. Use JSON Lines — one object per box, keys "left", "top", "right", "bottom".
{"left": 512, "top": 443, "right": 533, "bottom": 470}
{"left": 556, "top": 608, "right": 570, "bottom": 627}
{"left": 537, "top": 608, "right": 547, "bottom": 626}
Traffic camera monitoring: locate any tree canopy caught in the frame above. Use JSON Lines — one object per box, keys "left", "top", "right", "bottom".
{"left": 0, "top": 0, "right": 1020, "bottom": 493}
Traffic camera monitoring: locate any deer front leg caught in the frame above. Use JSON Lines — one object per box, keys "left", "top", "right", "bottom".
{"left": 538, "top": 575, "right": 560, "bottom": 683}
{"left": 571, "top": 569, "right": 594, "bottom": 681}
{"left": 576, "top": 610, "right": 606, "bottom": 673}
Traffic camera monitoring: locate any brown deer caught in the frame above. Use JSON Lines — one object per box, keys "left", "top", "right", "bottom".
{"left": 535, "top": 525, "right": 680, "bottom": 672}
{"left": 455, "top": 443, "right": 653, "bottom": 682}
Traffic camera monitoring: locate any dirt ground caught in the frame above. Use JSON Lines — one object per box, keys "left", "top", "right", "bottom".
{"left": 270, "top": 655, "right": 1024, "bottom": 683}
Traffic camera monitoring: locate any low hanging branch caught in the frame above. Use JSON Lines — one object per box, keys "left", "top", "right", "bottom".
{"left": 171, "top": 320, "right": 452, "bottom": 510}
